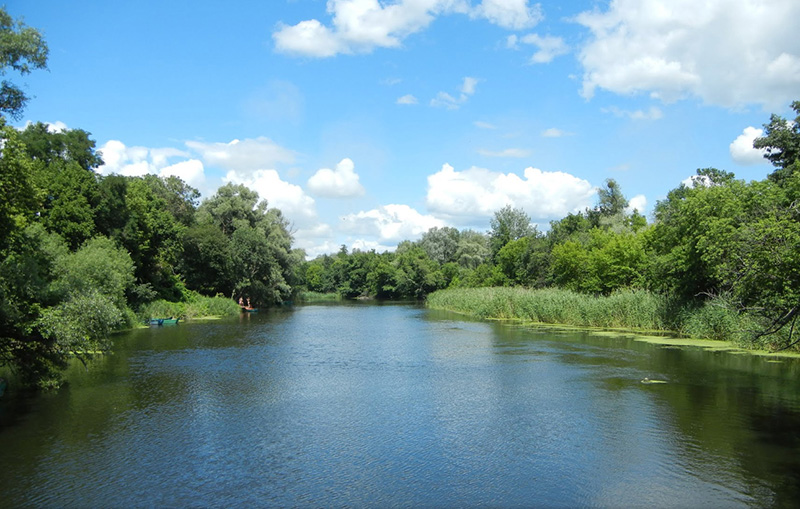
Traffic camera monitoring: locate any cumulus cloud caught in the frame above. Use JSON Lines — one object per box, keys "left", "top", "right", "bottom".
{"left": 185, "top": 137, "right": 295, "bottom": 174}
{"left": 341, "top": 204, "right": 444, "bottom": 242}
{"left": 626, "top": 194, "right": 647, "bottom": 214}
{"left": 396, "top": 94, "right": 418, "bottom": 105}
{"left": 478, "top": 148, "right": 531, "bottom": 158}
{"left": 95, "top": 140, "right": 207, "bottom": 191}
{"left": 293, "top": 224, "right": 336, "bottom": 259}
{"left": 274, "top": 0, "right": 541, "bottom": 58}
{"left": 730, "top": 126, "right": 769, "bottom": 165}
{"left": 576, "top": 0, "right": 800, "bottom": 108}
{"left": 471, "top": 0, "right": 542, "bottom": 30}
{"left": 508, "top": 33, "right": 568, "bottom": 63}
{"left": 307, "top": 158, "right": 366, "bottom": 198}
{"left": 224, "top": 169, "right": 317, "bottom": 226}
{"left": 426, "top": 163, "right": 596, "bottom": 223}
{"left": 159, "top": 160, "right": 206, "bottom": 188}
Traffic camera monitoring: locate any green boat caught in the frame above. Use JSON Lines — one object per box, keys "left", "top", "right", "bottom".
{"left": 149, "top": 317, "right": 180, "bottom": 326}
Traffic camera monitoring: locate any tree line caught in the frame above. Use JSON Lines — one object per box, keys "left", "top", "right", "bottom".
{"left": 298, "top": 103, "right": 800, "bottom": 352}
{"left": 1, "top": 7, "right": 798, "bottom": 388}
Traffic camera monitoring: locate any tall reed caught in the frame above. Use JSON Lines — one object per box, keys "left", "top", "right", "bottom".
{"left": 427, "top": 287, "right": 672, "bottom": 331}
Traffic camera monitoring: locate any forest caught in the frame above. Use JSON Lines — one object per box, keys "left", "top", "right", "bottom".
{"left": 1, "top": 8, "right": 799, "bottom": 388}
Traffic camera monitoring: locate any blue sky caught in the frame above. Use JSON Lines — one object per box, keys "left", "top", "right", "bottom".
{"left": 12, "top": 0, "right": 800, "bottom": 257}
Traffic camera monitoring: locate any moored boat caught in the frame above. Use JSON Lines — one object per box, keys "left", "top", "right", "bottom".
{"left": 149, "top": 317, "right": 180, "bottom": 326}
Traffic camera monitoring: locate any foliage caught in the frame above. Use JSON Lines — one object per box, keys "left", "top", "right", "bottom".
{"left": 37, "top": 289, "right": 124, "bottom": 358}
{"left": 753, "top": 100, "right": 800, "bottom": 183}
{"left": 0, "top": 7, "right": 48, "bottom": 119}
{"left": 489, "top": 205, "right": 534, "bottom": 258}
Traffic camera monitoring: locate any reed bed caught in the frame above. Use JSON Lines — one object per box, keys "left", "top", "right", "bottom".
{"left": 296, "top": 291, "right": 342, "bottom": 302}
{"left": 427, "top": 287, "right": 673, "bottom": 332}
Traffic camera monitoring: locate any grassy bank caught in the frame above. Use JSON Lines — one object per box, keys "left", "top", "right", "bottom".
{"left": 295, "top": 291, "right": 342, "bottom": 303}
{"left": 138, "top": 294, "right": 242, "bottom": 322}
{"left": 427, "top": 287, "right": 672, "bottom": 331}
{"left": 427, "top": 287, "right": 777, "bottom": 348}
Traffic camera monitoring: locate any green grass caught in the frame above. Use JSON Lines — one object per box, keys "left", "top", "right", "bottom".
{"left": 138, "top": 294, "right": 241, "bottom": 322}
{"left": 428, "top": 287, "right": 672, "bottom": 331}
{"left": 427, "top": 287, "right": 779, "bottom": 348}
{"left": 296, "top": 291, "right": 342, "bottom": 302}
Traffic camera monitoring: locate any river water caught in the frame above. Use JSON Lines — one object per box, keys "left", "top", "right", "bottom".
{"left": 1, "top": 302, "right": 800, "bottom": 507}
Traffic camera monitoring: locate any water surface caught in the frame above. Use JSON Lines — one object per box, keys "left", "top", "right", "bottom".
{"left": 2, "top": 303, "right": 799, "bottom": 507}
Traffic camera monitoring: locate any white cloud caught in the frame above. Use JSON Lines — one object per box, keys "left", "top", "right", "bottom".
{"left": 602, "top": 105, "right": 663, "bottom": 120}
{"left": 430, "top": 91, "right": 461, "bottom": 109}
{"left": 461, "top": 76, "right": 479, "bottom": 95}
{"left": 96, "top": 140, "right": 158, "bottom": 176}
{"left": 541, "top": 127, "right": 571, "bottom": 137}
{"left": 730, "top": 126, "right": 769, "bottom": 165}
{"left": 511, "top": 33, "right": 568, "bottom": 63}
{"left": 472, "top": 0, "right": 542, "bottom": 30}
{"left": 474, "top": 120, "right": 497, "bottom": 129}
{"left": 431, "top": 76, "right": 479, "bottom": 109}
{"left": 426, "top": 163, "right": 596, "bottom": 223}
{"left": 95, "top": 140, "right": 208, "bottom": 192}
{"left": 478, "top": 148, "right": 531, "bottom": 158}
{"left": 626, "top": 194, "right": 647, "bottom": 214}
{"left": 274, "top": 0, "right": 541, "bottom": 58}
{"left": 350, "top": 239, "right": 397, "bottom": 253}
{"left": 186, "top": 137, "right": 295, "bottom": 174}
{"left": 396, "top": 94, "right": 418, "bottom": 105}
{"left": 293, "top": 224, "right": 336, "bottom": 259}
{"left": 307, "top": 158, "right": 366, "bottom": 198}
{"left": 159, "top": 159, "right": 206, "bottom": 189}
{"left": 224, "top": 169, "right": 317, "bottom": 226}
{"left": 576, "top": 0, "right": 800, "bottom": 108}
{"left": 682, "top": 175, "right": 711, "bottom": 188}
{"left": 341, "top": 204, "right": 444, "bottom": 242}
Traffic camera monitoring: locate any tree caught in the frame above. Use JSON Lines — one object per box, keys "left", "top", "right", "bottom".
{"left": 19, "top": 122, "right": 104, "bottom": 171}
{"left": 455, "top": 229, "right": 490, "bottom": 269}
{"left": 489, "top": 205, "right": 534, "bottom": 258}
{"left": 753, "top": 100, "right": 800, "bottom": 183}
{"left": 0, "top": 121, "right": 37, "bottom": 251}
{"left": 180, "top": 223, "right": 234, "bottom": 295}
{"left": 0, "top": 7, "right": 48, "bottom": 119}
{"left": 597, "top": 178, "right": 628, "bottom": 217}
{"left": 420, "top": 226, "right": 460, "bottom": 265}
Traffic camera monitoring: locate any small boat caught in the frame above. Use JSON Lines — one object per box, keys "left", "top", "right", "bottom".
{"left": 241, "top": 307, "right": 259, "bottom": 313}
{"left": 149, "top": 317, "right": 180, "bottom": 326}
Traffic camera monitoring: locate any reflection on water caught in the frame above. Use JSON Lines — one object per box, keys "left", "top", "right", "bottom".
{"left": 1, "top": 302, "right": 800, "bottom": 507}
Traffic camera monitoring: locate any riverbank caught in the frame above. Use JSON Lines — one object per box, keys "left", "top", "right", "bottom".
{"left": 426, "top": 287, "right": 793, "bottom": 354}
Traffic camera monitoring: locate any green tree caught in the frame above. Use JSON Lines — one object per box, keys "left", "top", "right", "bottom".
{"left": 50, "top": 236, "right": 135, "bottom": 309}
{"left": 454, "top": 229, "right": 489, "bottom": 269}
{"left": 489, "top": 205, "right": 534, "bottom": 258}
{"left": 597, "top": 178, "right": 628, "bottom": 217}
{"left": 0, "top": 7, "right": 48, "bottom": 119}
{"left": 753, "top": 100, "right": 800, "bottom": 184}
{"left": 180, "top": 223, "right": 234, "bottom": 295}
{"left": 420, "top": 226, "right": 460, "bottom": 265}
{"left": 19, "top": 122, "right": 104, "bottom": 171}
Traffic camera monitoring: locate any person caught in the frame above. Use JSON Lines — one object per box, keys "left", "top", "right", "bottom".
{"left": 238, "top": 297, "right": 244, "bottom": 307}
{"left": 247, "top": 298, "right": 251, "bottom": 308}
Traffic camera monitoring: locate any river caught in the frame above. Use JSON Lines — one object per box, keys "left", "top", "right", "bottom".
{"left": 1, "top": 302, "right": 799, "bottom": 507}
